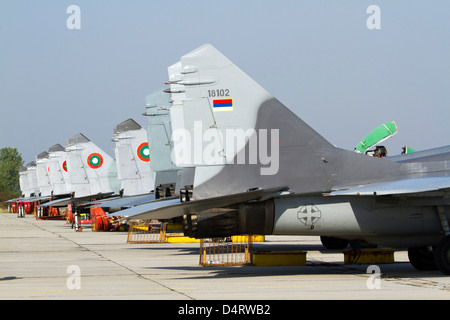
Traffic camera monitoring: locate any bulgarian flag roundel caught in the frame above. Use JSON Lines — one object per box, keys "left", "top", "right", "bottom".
{"left": 62, "top": 160, "right": 68, "bottom": 172}
{"left": 87, "top": 153, "right": 104, "bottom": 169}
{"left": 137, "top": 142, "right": 150, "bottom": 162}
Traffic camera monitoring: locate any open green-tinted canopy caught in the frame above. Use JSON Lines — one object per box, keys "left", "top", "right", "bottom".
{"left": 355, "top": 121, "right": 398, "bottom": 153}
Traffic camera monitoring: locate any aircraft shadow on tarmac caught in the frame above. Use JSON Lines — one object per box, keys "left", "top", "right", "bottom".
{"left": 126, "top": 246, "right": 200, "bottom": 255}
{"left": 122, "top": 243, "right": 446, "bottom": 280}
{"left": 146, "top": 263, "right": 446, "bottom": 281}
{"left": 125, "top": 243, "right": 325, "bottom": 254}
{"left": 0, "top": 276, "right": 22, "bottom": 282}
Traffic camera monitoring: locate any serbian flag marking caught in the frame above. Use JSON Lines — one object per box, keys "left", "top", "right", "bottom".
{"left": 213, "top": 99, "right": 233, "bottom": 112}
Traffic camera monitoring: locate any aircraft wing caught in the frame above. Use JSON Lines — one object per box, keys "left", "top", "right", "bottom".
{"left": 5, "top": 197, "right": 25, "bottom": 203}
{"left": 110, "top": 186, "right": 288, "bottom": 221}
{"left": 39, "top": 197, "right": 73, "bottom": 207}
{"left": 328, "top": 175, "right": 450, "bottom": 196}
{"left": 88, "top": 193, "right": 157, "bottom": 208}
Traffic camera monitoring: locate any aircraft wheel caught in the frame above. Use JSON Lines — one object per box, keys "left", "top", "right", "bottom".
{"left": 435, "top": 236, "right": 450, "bottom": 275}
{"left": 320, "top": 236, "right": 348, "bottom": 250}
{"left": 408, "top": 247, "right": 437, "bottom": 271}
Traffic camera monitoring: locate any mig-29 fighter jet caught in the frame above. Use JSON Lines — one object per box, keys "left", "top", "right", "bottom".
{"left": 57, "top": 133, "right": 120, "bottom": 230}
{"left": 112, "top": 44, "right": 450, "bottom": 274}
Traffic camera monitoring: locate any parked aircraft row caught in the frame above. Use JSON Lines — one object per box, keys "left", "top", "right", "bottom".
{"left": 8, "top": 93, "right": 182, "bottom": 230}
{"left": 7, "top": 44, "right": 450, "bottom": 275}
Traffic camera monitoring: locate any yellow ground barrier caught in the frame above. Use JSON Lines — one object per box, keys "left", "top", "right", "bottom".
{"left": 252, "top": 251, "right": 307, "bottom": 266}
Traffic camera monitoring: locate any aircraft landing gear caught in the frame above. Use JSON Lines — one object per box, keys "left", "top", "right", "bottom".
{"left": 74, "top": 211, "right": 82, "bottom": 232}
{"left": 17, "top": 206, "right": 25, "bottom": 218}
{"left": 434, "top": 206, "right": 450, "bottom": 274}
{"left": 408, "top": 246, "right": 437, "bottom": 271}
{"left": 435, "top": 236, "right": 450, "bottom": 275}
{"left": 320, "top": 236, "right": 348, "bottom": 250}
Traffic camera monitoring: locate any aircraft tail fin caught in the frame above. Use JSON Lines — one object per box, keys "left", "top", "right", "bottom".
{"left": 47, "top": 144, "right": 69, "bottom": 196}
{"left": 168, "top": 44, "right": 337, "bottom": 198}
{"left": 113, "top": 119, "right": 155, "bottom": 196}
{"left": 144, "top": 89, "right": 179, "bottom": 173}
{"left": 35, "top": 151, "right": 52, "bottom": 197}
{"left": 144, "top": 89, "right": 181, "bottom": 193}
{"left": 65, "top": 133, "right": 120, "bottom": 198}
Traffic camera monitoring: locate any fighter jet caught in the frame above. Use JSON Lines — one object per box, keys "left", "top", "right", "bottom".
{"left": 12, "top": 154, "right": 54, "bottom": 218}
{"left": 10, "top": 146, "right": 69, "bottom": 218}
{"left": 46, "top": 144, "right": 70, "bottom": 197}
{"left": 34, "top": 145, "right": 72, "bottom": 219}
{"left": 7, "top": 161, "right": 40, "bottom": 216}
{"left": 18, "top": 163, "right": 38, "bottom": 197}
{"left": 165, "top": 62, "right": 196, "bottom": 198}
{"left": 88, "top": 89, "right": 191, "bottom": 223}
{"left": 144, "top": 88, "right": 181, "bottom": 197}
{"left": 88, "top": 119, "right": 158, "bottom": 224}
{"left": 113, "top": 118, "right": 155, "bottom": 197}
{"left": 111, "top": 44, "right": 450, "bottom": 274}
{"left": 35, "top": 151, "right": 52, "bottom": 198}
{"left": 64, "top": 133, "right": 119, "bottom": 197}
{"left": 89, "top": 94, "right": 192, "bottom": 229}
{"left": 51, "top": 133, "right": 121, "bottom": 230}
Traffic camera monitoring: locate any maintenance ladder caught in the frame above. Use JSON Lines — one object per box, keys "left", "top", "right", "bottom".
{"left": 199, "top": 236, "right": 258, "bottom": 266}
{"left": 127, "top": 220, "right": 167, "bottom": 243}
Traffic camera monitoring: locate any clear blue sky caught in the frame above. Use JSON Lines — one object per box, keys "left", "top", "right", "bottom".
{"left": 1, "top": 1, "right": 450, "bottom": 163}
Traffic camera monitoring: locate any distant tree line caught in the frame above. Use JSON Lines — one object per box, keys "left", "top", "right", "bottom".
{"left": 0, "top": 147, "right": 24, "bottom": 208}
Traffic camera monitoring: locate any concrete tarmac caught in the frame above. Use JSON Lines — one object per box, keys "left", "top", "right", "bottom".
{"left": 0, "top": 213, "right": 449, "bottom": 301}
